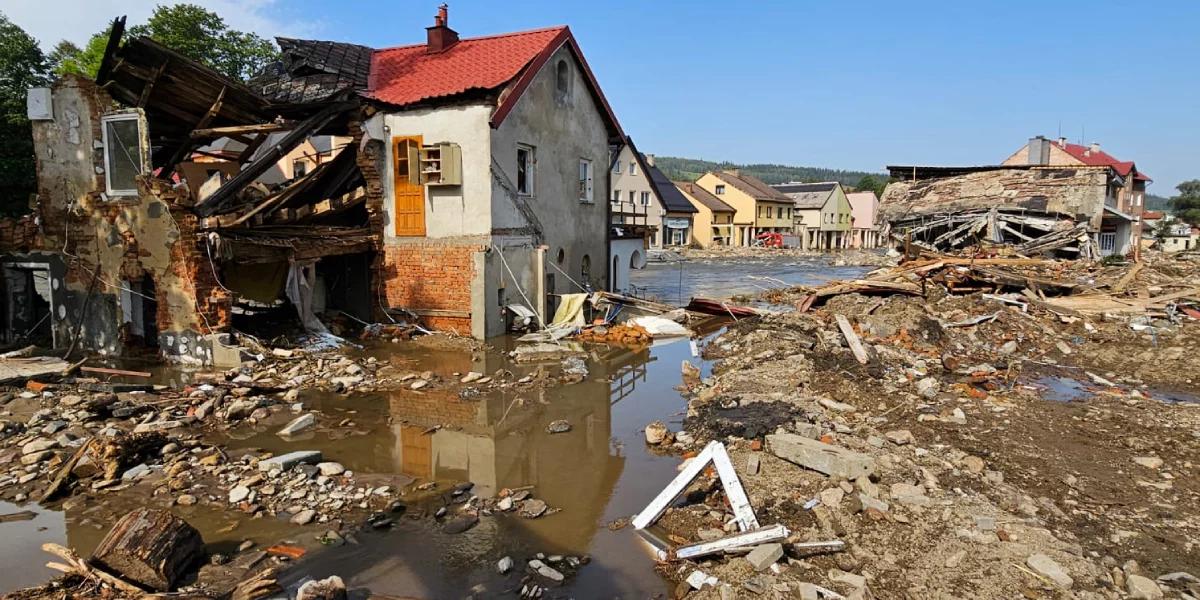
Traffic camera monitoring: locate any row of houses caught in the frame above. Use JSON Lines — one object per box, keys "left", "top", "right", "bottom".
{"left": 606, "top": 151, "right": 885, "bottom": 251}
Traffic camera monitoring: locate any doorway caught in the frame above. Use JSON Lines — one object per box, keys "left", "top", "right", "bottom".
{"left": 3, "top": 263, "right": 54, "bottom": 347}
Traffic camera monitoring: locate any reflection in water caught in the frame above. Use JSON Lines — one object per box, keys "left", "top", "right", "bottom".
{"left": 631, "top": 254, "right": 872, "bottom": 304}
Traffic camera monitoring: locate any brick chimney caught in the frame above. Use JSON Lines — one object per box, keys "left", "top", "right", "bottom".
{"left": 426, "top": 4, "right": 459, "bottom": 53}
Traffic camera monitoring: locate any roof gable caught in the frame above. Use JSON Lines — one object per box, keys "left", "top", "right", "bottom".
{"left": 712, "top": 171, "right": 793, "bottom": 203}
{"left": 677, "top": 182, "right": 735, "bottom": 213}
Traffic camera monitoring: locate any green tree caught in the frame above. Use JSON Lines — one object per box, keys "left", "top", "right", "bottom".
{"left": 1170, "top": 180, "right": 1200, "bottom": 226}
{"left": 0, "top": 12, "right": 49, "bottom": 215}
{"left": 49, "top": 31, "right": 109, "bottom": 78}
{"left": 129, "top": 4, "right": 278, "bottom": 81}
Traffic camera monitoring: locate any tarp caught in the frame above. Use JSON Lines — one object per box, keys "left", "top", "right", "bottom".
{"left": 223, "top": 261, "right": 288, "bottom": 304}
{"left": 627, "top": 315, "right": 691, "bottom": 338}
{"left": 551, "top": 293, "right": 588, "bottom": 327}
{"left": 285, "top": 260, "right": 328, "bottom": 334}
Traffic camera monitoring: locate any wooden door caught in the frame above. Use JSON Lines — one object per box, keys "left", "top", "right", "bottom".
{"left": 392, "top": 136, "right": 425, "bottom": 236}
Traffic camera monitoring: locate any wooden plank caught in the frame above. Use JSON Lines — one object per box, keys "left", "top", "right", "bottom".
{"left": 136, "top": 60, "right": 168, "bottom": 108}
{"left": 80, "top": 366, "right": 152, "bottom": 378}
{"left": 1111, "top": 262, "right": 1144, "bottom": 293}
{"left": 190, "top": 122, "right": 294, "bottom": 139}
{"left": 835, "top": 314, "right": 869, "bottom": 365}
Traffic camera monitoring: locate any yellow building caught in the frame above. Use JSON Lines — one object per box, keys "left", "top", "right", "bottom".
{"left": 675, "top": 181, "right": 735, "bottom": 247}
{"left": 694, "top": 170, "right": 794, "bottom": 246}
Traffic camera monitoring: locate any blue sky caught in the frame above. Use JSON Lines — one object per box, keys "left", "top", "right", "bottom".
{"left": 11, "top": 0, "right": 1198, "bottom": 192}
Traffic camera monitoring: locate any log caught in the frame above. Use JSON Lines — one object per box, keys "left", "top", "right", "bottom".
{"left": 834, "top": 315, "right": 869, "bottom": 365}
{"left": 91, "top": 508, "right": 205, "bottom": 591}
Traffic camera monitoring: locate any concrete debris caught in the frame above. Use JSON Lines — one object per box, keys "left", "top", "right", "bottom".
{"left": 277, "top": 413, "right": 317, "bottom": 436}
{"left": 1026, "top": 553, "right": 1073, "bottom": 589}
{"left": 766, "top": 434, "right": 875, "bottom": 480}
{"left": 744, "top": 543, "right": 783, "bottom": 572}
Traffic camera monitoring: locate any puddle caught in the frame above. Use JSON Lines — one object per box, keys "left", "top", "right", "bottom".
{"left": 629, "top": 254, "right": 872, "bottom": 304}
{"left": 1029, "top": 374, "right": 1199, "bottom": 405}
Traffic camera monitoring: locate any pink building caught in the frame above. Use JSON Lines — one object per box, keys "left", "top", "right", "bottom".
{"left": 846, "top": 191, "right": 881, "bottom": 248}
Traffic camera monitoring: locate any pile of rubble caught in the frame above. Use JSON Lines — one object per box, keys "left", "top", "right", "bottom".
{"left": 639, "top": 249, "right": 1200, "bottom": 598}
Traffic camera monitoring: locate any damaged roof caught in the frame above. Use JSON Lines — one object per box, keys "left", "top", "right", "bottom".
{"left": 249, "top": 38, "right": 373, "bottom": 104}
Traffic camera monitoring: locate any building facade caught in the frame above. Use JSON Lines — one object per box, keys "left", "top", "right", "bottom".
{"left": 694, "top": 171, "right": 793, "bottom": 246}
{"left": 675, "top": 182, "right": 734, "bottom": 248}
{"left": 773, "top": 182, "right": 853, "bottom": 250}
{"left": 845, "top": 191, "right": 881, "bottom": 248}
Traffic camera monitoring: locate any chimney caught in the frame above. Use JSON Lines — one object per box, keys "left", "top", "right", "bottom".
{"left": 645, "top": 154, "right": 656, "bottom": 167}
{"left": 728, "top": 169, "right": 740, "bottom": 176}
{"left": 1057, "top": 136, "right": 1067, "bottom": 148}
{"left": 1027, "top": 136, "right": 1050, "bottom": 165}
{"left": 1088, "top": 142, "right": 1100, "bottom": 155}
{"left": 426, "top": 4, "right": 459, "bottom": 53}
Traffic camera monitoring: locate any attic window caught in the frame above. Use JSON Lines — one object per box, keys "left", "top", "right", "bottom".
{"left": 715, "top": 184, "right": 726, "bottom": 195}
{"left": 555, "top": 59, "right": 571, "bottom": 98}
{"left": 101, "top": 113, "right": 145, "bottom": 197}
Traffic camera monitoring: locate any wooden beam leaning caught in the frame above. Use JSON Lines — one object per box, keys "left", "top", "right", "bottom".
{"left": 136, "top": 60, "right": 168, "bottom": 108}
{"left": 190, "top": 121, "right": 295, "bottom": 139}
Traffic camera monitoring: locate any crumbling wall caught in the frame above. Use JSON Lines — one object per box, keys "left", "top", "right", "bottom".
{"left": 14, "top": 75, "right": 227, "bottom": 362}
{"left": 880, "top": 167, "right": 1110, "bottom": 229}
{"left": 379, "top": 240, "right": 482, "bottom": 334}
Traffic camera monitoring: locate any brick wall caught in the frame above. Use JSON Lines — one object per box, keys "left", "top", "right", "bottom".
{"left": 388, "top": 388, "right": 479, "bottom": 428}
{"left": 380, "top": 242, "right": 479, "bottom": 332}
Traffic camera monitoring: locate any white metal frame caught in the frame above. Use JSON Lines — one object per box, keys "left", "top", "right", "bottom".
{"left": 100, "top": 112, "right": 144, "bottom": 197}
{"left": 632, "top": 440, "right": 759, "bottom": 531}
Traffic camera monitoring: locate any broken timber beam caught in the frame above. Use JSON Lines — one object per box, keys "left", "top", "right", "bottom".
{"left": 834, "top": 314, "right": 869, "bottom": 365}
{"left": 190, "top": 122, "right": 295, "bottom": 139}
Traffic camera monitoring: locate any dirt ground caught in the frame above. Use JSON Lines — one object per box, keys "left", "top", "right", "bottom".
{"left": 657, "top": 252, "right": 1200, "bottom": 599}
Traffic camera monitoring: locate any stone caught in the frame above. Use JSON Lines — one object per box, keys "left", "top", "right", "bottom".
{"left": 258, "top": 450, "right": 322, "bottom": 472}
{"left": 767, "top": 433, "right": 875, "bottom": 480}
{"left": 961, "top": 456, "right": 986, "bottom": 474}
{"left": 229, "top": 486, "right": 251, "bottom": 503}
{"left": 121, "top": 464, "right": 150, "bottom": 481}
{"left": 645, "top": 421, "right": 671, "bottom": 445}
{"left": 317, "top": 462, "right": 345, "bottom": 476}
{"left": 795, "top": 582, "right": 820, "bottom": 600}
{"left": 442, "top": 515, "right": 478, "bottom": 534}
{"left": 133, "top": 420, "right": 183, "bottom": 433}
{"left": 291, "top": 509, "right": 316, "bottom": 525}
{"left": 746, "top": 455, "right": 761, "bottom": 475}
{"left": 546, "top": 420, "right": 571, "bottom": 434}
{"left": 852, "top": 493, "right": 889, "bottom": 514}
{"left": 889, "top": 483, "right": 927, "bottom": 505}
{"left": 1132, "top": 456, "right": 1163, "bottom": 469}
{"left": 818, "top": 398, "right": 856, "bottom": 413}
{"left": 461, "top": 372, "right": 483, "bottom": 383}
{"left": 884, "top": 430, "right": 914, "bottom": 445}
{"left": 295, "top": 575, "right": 346, "bottom": 600}
{"left": 1026, "top": 553, "right": 1073, "bottom": 589}
{"left": 497, "top": 556, "right": 514, "bottom": 574}
{"left": 529, "top": 560, "right": 564, "bottom": 582}
{"left": 686, "top": 570, "right": 719, "bottom": 590}
{"left": 497, "top": 497, "right": 514, "bottom": 511}
{"left": 278, "top": 413, "right": 316, "bottom": 436}
{"left": 745, "top": 543, "right": 783, "bottom": 572}
{"left": 410, "top": 380, "right": 428, "bottom": 390}
{"left": 828, "top": 569, "right": 866, "bottom": 589}
{"left": 21, "top": 438, "right": 58, "bottom": 455}
{"left": 21, "top": 450, "right": 54, "bottom": 465}
{"left": 1056, "top": 340, "right": 1073, "bottom": 355}
{"left": 820, "top": 487, "right": 845, "bottom": 507}
{"left": 176, "top": 494, "right": 197, "bottom": 506}
{"left": 519, "top": 499, "right": 548, "bottom": 518}
{"left": 915, "top": 377, "right": 939, "bottom": 399}
{"left": 999, "top": 340, "right": 1018, "bottom": 354}
{"left": 1125, "top": 574, "right": 1163, "bottom": 599}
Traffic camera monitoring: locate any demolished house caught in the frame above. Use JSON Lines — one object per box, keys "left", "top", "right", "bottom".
{"left": 2, "top": 6, "right": 623, "bottom": 363}
{"left": 880, "top": 164, "right": 1136, "bottom": 260}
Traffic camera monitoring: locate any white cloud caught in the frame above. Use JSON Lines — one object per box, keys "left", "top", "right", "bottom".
{"left": 4, "top": 0, "right": 320, "bottom": 48}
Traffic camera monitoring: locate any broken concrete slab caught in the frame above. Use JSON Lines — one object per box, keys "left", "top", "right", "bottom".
{"left": 277, "top": 413, "right": 316, "bottom": 436}
{"left": 1026, "top": 553, "right": 1073, "bottom": 589}
{"left": 258, "top": 450, "right": 322, "bottom": 472}
{"left": 766, "top": 433, "right": 875, "bottom": 480}
{"left": 745, "top": 543, "right": 783, "bottom": 572}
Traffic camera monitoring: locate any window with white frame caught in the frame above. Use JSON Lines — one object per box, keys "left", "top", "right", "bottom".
{"left": 629, "top": 161, "right": 637, "bottom": 176}
{"left": 628, "top": 190, "right": 635, "bottom": 205}
{"left": 640, "top": 191, "right": 650, "bottom": 206}
{"left": 612, "top": 160, "right": 621, "bottom": 174}
{"left": 101, "top": 113, "right": 145, "bottom": 196}
{"left": 517, "top": 144, "right": 535, "bottom": 195}
{"left": 578, "top": 159, "right": 593, "bottom": 202}
{"left": 612, "top": 188, "right": 621, "bottom": 203}
{"left": 715, "top": 184, "right": 725, "bottom": 195}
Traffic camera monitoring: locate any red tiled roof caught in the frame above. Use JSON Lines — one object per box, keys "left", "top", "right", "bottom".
{"left": 1141, "top": 210, "right": 1165, "bottom": 220}
{"left": 367, "top": 26, "right": 564, "bottom": 108}
{"left": 1053, "top": 141, "right": 1150, "bottom": 180}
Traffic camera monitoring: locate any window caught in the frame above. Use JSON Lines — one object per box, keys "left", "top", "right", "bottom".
{"left": 292, "top": 159, "right": 307, "bottom": 178}
{"left": 578, "top": 159, "right": 593, "bottom": 202}
{"left": 629, "top": 190, "right": 635, "bottom": 205}
{"left": 629, "top": 161, "right": 637, "bottom": 176}
{"left": 555, "top": 60, "right": 571, "bottom": 98}
{"left": 101, "top": 113, "right": 145, "bottom": 196}
{"left": 612, "top": 161, "right": 621, "bottom": 174}
{"left": 517, "top": 145, "right": 535, "bottom": 195}
{"left": 581, "top": 254, "right": 591, "bottom": 284}
{"left": 612, "top": 189, "right": 621, "bottom": 203}
{"left": 640, "top": 191, "right": 650, "bottom": 206}
{"left": 715, "top": 184, "right": 725, "bottom": 195}
{"left": 777, "top": 207, "right": 783, "bottom": 218}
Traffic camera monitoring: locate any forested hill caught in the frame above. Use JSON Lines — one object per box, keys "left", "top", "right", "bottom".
{"left": 653, "top": 156, "right": 885, "bottom": 187}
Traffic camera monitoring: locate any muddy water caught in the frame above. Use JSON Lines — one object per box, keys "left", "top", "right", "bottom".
{"left": 630, "top": 254, "right": 872, "bottom": 304}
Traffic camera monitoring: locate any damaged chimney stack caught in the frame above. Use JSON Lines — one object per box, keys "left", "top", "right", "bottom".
{"left": 426, "top": 4, "right": 459, "bottom": 53}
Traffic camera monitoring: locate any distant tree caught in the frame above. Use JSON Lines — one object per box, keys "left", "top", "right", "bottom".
{"left": 1170, "top": 180, "right": 1200, "bottom": 226}
{"left": 0, "top": 12, "right": 49, "bottom": 215}
{"left": 855, "top": 174, "right": 889, "bottom": 198}
{"left": 49, "top": 31, "right": 109, "bottom": 78}
{"left": 129, "top": 4, "right": 278, "bottom": 81}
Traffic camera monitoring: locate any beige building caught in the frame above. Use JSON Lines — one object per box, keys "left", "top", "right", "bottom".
{"left": 773, "top": 182, "right": 853, "bottom": 250}
{"left": 609, "top": 140, "right": 660, "bottom": 245}
{"left": 675, "top": 181, "right": 735, "bottom": 247}
{"left": 694, "top": 170, "right": 793, "bottom": 246}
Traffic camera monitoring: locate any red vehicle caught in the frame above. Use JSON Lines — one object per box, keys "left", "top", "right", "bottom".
{"left": 754, "top": 232, "right": 785, "bottom": 248}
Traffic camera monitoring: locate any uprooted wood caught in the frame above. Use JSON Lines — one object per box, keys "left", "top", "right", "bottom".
{"left": 90, "top": 508, "right": 205, "bottom": 592}
{"left": 38, "top": 437, "right": 95, "bottom": 502}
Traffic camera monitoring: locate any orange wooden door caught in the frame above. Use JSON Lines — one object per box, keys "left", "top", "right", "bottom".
{"left": 392, "top": 136, "right": 426, "bottom": 236}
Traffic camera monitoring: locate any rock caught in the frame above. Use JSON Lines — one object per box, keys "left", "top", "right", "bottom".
{"left": 915, "top": 378, "right": 939, "bottom": 399}
{"left": 460, "top": 372, "right": 483, "bottom": 383}
{"left": 795, "top": 582, "right": 820, "bottom": 600}
{"left": 767, "top": 433, "right": 875, "bottom": 479}
{"left": 317, "top": 462, "right": 346, "bottom": 476}
{"left": 745, "top": 543, "right": 783, "bottom": 572}
{"left": 1056, "top": 340, "right": 1073, "bottom": 355}
{"left": 961, "top": 456, "right": 986, "bottom": 474}
{"left": 277, "top": 413, "right": 316, "bottom": 436}
{"left": 818, "top": 398, "right": 856, "bottom": 413}
{"left": 442, "top": 514, "right": 479, "bottom": 534}
{"left": 851, "top": 493, "right": 889, "bottom": 514}
{"left": 546, "top": 420, "right": 571, "bottom": 434}
{"left": 21, "top": 450, "right": 54, "bottom": 465}
{"left": 133, "top": 420, "right": 183, "bottom": 433}
{"left": 828, "top": 569, "right": 866, "bottom": 589}
{"left": 1132, "top": 456, "right": 1163, "bottom": 469}
{"left": 229, "top": 486, "right": 251, "bottom": 503}
{"left": 746, "top": 455, "right": 760, "bottom": 475}
{"left": 291, "top": 509, "right": 316, "bottom": 525}
{"left": 890, "top": 483, "right": 927, "bottom": 505}
{"left": 1026, "top": 553, "right": 1073, "bottom": 589}
{"left": 497, "top": 497, "right": 514, "bottom": 511}
{"left": 645, "top": 421, "right": 671, "bottom": 445}
{"left": 519, "top": 499, "right": 548, "bottom": 519}
{"left": 999, "top": 340, "right": 1018, "bottom": 354}
{"left": 497, "top": 556, "right": 514, "bottom": 574}
{"left": 819, "top": 488, "right": 845, "bottom": 507}
{"left": 176, "top": 494, "right": 197, "bottom": 506}
{"left": 686, "top": 569, "right": 718, "bottom": 590}
{"left": 121, "top": 464, "right": 151, "bottom": 481}
{"left": 529, "top": 559, "right": 564, "bottom": 582}
{"left": 884, "top": 430, "right": 914, "bottom": 446}
{"left": 410, "top": 380, "right": 428, "bottom": 390}
{"left": 296, "top": 575, "right": 346, "bottom": 600}
{"left": 1126, "top": 574, "right": 1163, "bottom": 599}
{"left": 258, "top": 450, "right": 322, "bottom": 472}
{"left": 21, "top": 438, "right": 57, "bottom": 455}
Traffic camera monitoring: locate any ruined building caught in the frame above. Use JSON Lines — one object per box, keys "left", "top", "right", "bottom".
{"left": 2, "top": 6, "right": 623, "bottom": 362}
